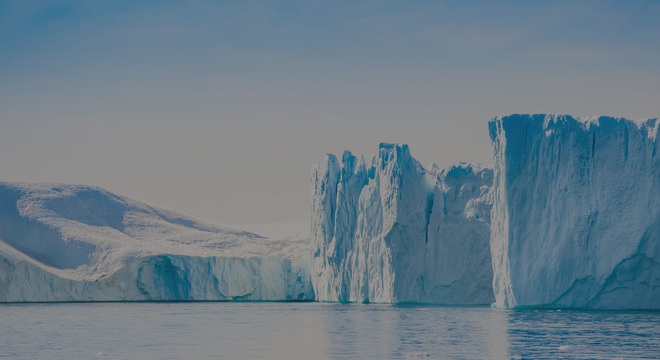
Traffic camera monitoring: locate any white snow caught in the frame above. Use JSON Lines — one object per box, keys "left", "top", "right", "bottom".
{"left": 311, "top": 144, "right": 494, "bottom": 304}
{"left": 489, "top": 114, "right": 660, "bottom": 309}
{"left": 231, "top": 222, "right": 310, "bottom": 239}
{"left": 0, "top": 182, "right": 313, "bottom": 302}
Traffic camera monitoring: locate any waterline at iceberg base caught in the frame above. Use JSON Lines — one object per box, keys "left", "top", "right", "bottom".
{"left": 0, "top": 114, "right": 658, "bottom": 310}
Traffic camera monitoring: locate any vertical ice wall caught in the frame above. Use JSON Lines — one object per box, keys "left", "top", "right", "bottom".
{"left": 311, "top": 143, "right": 494, "bottom": 304}
{"left": 489, "top": 114, "right": 660, "bottom": 309}
{"left": 0, "top": 253, "right": 313, "bottom": 302}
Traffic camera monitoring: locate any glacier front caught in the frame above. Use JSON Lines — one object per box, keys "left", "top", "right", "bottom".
{"left": 0, "top": 182, "right": 313, "bottom": 302}
{"left": 311, "top": 144, "right": 494, "bottom": 304}
{"left": 489, "top": 114, "right": 660, "bottom": 309}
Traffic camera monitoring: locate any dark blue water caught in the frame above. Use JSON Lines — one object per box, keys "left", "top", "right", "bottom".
{"left": 1, "top": 302, "right": 658, "bottom": 359}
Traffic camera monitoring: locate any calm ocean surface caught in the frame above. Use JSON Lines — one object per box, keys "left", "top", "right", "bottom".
{"left": 1, "top": 302, "right": 658, "bottom": 359}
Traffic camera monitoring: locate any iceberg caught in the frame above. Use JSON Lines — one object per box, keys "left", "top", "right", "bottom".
{"left": 311, "top": 144, "right": 494, "bottom": 304}
{"left": 0, "top": 182, "right": 313, "bottom": 302}
{"left": 489, "top": 114, "right": 660, "bottom": 309}
{"left": 6, "top": 113, "right": 656, "bottom": 309}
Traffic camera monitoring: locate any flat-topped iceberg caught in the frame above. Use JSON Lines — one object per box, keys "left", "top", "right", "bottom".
{"left": 311, "top": 144, "right": 494, "bottom": 304}
{"left": 489, "top": 114, "right": 659, "bottom": 309}
{"left": 0, "top": 182, "right": 313, "bottom": 302}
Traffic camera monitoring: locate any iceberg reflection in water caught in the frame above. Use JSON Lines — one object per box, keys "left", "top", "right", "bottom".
{"left": 1, "top": 302, "right": 658, "bottom": 359}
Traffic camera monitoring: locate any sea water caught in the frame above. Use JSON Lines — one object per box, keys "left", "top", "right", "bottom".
{"left": 1, "top": 302, "right": 658, "bottom": 359}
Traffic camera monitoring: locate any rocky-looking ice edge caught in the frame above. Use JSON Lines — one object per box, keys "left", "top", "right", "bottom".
{"left": 311, "top": 144, "right": 494, "bottom": 304}
{"left": 312, "top": 114, "right": 658, "bottom": 309}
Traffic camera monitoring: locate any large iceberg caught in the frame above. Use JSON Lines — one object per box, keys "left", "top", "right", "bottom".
{"left": 0, "top": 182, "right": 313, "bottom": 302}
{"left": 489, "top": 114, "right": 659, "bottom": 309}
{"left": 311, "top": 144, "right": 494, "bottom": 304}
{"left": 6, "top": 114, "right": 656, "bottom": 309}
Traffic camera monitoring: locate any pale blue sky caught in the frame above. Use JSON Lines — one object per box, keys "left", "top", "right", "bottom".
{"left": 1, "top": 0, "right": 659, "bottom": 231}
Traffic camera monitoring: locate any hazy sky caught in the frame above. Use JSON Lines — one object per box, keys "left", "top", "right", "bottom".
{"left": 1, "top": 0, "right": 659, "bottom": 232}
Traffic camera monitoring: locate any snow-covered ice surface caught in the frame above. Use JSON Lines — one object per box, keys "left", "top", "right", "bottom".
{"left": 230, "top": 222, "right": 311, "bottom": 239}
{"left": 489, "top": 114, "right": 660, "bottom": 309}
{"left": 311, "top": 144, "right": 494, "bottom": 304}
{"left": 0, "top": 182, "right": 313, "bottom": 302}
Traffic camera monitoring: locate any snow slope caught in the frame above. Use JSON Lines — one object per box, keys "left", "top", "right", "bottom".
{"left": 0, "top": 182, "right": 313, "bottom": 302}
{"left": 489, "top": 114, "right": 660, "bottom": 309}
{"left": 311, "top": 144, "right": 494, "bottom": 304}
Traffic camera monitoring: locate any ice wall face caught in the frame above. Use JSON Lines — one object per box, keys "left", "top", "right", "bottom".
{"left": 0, "top": 253, "right": 311, "bottom": 302}
{"left": 489, "top": 114, "right": 660, "bottom": 309}
{"left": 311, "top": 144, "right": 494, "bottom": 304}
{"left": 0, "top": 182, "right": 313, "bottom": 302}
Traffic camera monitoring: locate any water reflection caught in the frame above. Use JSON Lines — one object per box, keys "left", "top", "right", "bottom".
{"left": 322, "top": 304, "right": 510, "bottom": 359}
{"left": 319, "top": 305, "right": 660, "bottom": 359}
{"left": 1, "top": 302, "right": 659, "bottom": 360}
{"left": 507, "top": 309, "right": 660, "bottom": 359}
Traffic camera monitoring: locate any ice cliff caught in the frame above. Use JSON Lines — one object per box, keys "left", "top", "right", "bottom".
{"left": 489, "top": 114, "right": 660, "bottom": 309}
{"left": 311, "top": 144, "right": 494, "bottom": 304}
{"left": 0, "top": 182, "right": 313, "bottom": 302}
{"left": 5, "top": 114, "right": 657, "bottom": 309}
